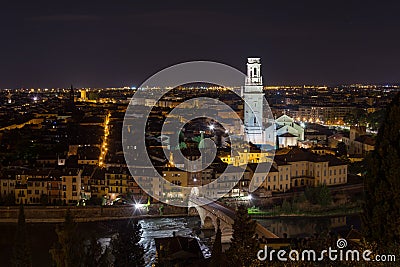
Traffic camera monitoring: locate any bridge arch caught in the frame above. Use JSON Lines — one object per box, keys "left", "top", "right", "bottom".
{"left": 188, "top": 197, "right": 278, "bottom": 244}
{"left": 203, "top": 216, "right": 216, "bottom": 230}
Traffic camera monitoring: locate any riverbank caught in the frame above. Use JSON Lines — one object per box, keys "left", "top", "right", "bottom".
{"left": 249, "top": 205, "right": 362, "bottom": 219}
{"left": 0, "top": 205, "right": 190, "bottom": 223}
{"left": 0, "top": 216, "right": 202, "bottom": 267}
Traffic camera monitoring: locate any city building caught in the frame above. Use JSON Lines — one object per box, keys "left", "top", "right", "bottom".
{"left": 342, "top": 126, "right": 375, "bottom": 156}
{"left": 275, "top": 147, "right": 347, "bottom": 188}
{"left": 275, "top": 114, "right": 304, "bottom": 147}
{"left": 61, "top": 169, "right": 83, "bottom": 205}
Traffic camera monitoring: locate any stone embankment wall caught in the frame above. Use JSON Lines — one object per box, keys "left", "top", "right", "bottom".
{"left": 0, "top": 204, "right": 188, "bottom": 223}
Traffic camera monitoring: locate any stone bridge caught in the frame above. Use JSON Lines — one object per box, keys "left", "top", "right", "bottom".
{"left": 188, "top": 196, "right": 278, "bottom": 243}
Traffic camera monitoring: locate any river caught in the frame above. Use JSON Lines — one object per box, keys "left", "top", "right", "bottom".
{"left": 0, "top": 214, "right": 361, "bottom": 266}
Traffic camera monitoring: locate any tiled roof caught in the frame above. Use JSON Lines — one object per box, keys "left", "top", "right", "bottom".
{"left": 275, "top": 147, "right": 346, "bottom": 166}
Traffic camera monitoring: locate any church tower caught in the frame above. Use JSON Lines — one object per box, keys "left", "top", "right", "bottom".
{"left": 243, "top": 58, "right": 265, "bottom": 145}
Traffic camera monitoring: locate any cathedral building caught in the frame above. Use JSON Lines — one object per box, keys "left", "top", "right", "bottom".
{"left": 275, "top": 114, "right": 305, "bottom": 147}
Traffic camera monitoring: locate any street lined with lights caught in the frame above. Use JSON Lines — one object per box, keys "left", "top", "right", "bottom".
{"left": 99, "top": 113, "right": 110, "bottom": 167}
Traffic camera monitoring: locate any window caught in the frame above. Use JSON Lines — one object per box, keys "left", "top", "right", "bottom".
{"left": 72, "top": 178, "right": 76, "bottom": 183}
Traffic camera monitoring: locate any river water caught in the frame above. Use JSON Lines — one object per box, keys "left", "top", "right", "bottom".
{"left": 0, "top": 214, "right": 360, "bottom": 266}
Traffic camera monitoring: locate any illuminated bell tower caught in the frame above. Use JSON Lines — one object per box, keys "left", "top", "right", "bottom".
{"left": 243, "top": 58, "right": 265, "bottom": 145}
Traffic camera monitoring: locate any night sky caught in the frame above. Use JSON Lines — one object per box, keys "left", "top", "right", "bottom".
{"left": 0, "top": 0, "right": 399, "bottom": 88}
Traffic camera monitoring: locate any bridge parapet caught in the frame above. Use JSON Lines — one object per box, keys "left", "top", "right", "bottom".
{"left": 188, "top": 196, "right": 278, "bottom": 242}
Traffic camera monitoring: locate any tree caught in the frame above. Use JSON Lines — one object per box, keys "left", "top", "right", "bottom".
{"left": 304, "top": 185, "right": 332, "bottom": 207}
{"left": 98, "top": 246, "right": 113, "bottom": 267}
{"left": 111, "top": 220, "right": 145, "bottom": 267}
{"left": 363, "top": 92, "right": 400, "bottom": 250}
{"left": 209, "top": 219, "right": 222, "bottom": 267}
{"left": 366, "top": 108, "right": 385, "bottom": 131}
{"left": 12, "top": 204, "right": 32, "bottom": 267}
{"left": 82, "top": 236, "right": 103, "bottom": 267}
{"left": 50, "top": 209, "right": 84, "bottom": 267}
{"left": 281, "top": 199, "right": 292, "bottom": 213}
{"left": 225, "top": 205, "right": 259, "bottom": 266}
{"left": 82, "top": 236, "right": 112, "bottom": 267}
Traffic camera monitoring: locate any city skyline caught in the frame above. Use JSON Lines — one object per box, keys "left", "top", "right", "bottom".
{"left": 0, "top": 1, "right": 399, "bottom": 266}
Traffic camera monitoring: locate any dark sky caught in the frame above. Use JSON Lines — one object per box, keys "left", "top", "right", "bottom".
{"left": 0, "top": 0, "right": 399, "bottom": 88}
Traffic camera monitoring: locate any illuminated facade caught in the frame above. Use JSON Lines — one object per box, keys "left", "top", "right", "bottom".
{"left": 242, "top": 58, "right": 271, "bottom": 146}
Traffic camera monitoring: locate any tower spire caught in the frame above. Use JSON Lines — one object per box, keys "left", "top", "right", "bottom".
{"left": 243, "top": 57, "right": 266, "bottom": 145}
{"left": 65, "top": 84, "right": 76, "bottom": 113}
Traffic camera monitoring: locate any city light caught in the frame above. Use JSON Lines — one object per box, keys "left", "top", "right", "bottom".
{"left": 134, "top": 203, "right": 145, "bottom": 209}
{"left": 99, "top": 112, "right": 111, "bottom": 167}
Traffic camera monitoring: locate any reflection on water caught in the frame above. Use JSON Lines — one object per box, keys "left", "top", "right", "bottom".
{"left": 0, "top": 215, "right": 360, "bottom": 266}
{"left": 257, "top": 214, "right": 361, "bottom": 238}
{"left": 97, "top": 217, "right": 207, "bottom": 267}
{"left": 95, "top": 216, "right": 208, "bottom": 267}
{"left": 139, "top": 217, "right": 206, "bottom": 266}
